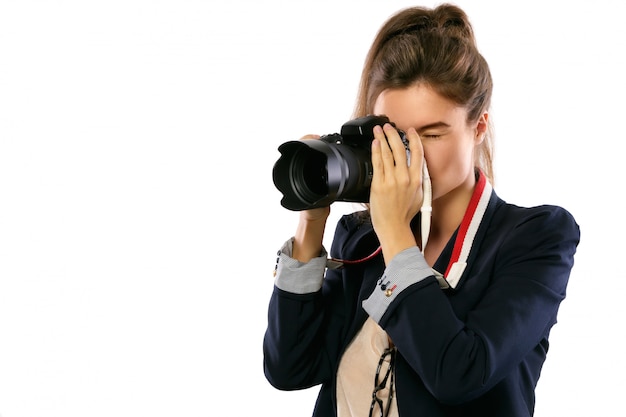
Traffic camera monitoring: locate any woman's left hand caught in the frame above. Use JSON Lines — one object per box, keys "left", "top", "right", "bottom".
{"left": 369, "top": 123, "right": 424, "bottom": 263}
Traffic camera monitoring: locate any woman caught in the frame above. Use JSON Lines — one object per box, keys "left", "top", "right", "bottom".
{"left": 263, "top": 4, "right": 580, "bottom": 416}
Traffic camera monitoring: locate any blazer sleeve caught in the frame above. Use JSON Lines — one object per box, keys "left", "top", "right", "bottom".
{"left": 368, "top": 205, "right": 580, "bottom": 404}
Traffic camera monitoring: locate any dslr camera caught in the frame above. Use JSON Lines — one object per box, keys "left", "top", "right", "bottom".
{"left": 272, "top": 115, "right": 408, "bottom": 211}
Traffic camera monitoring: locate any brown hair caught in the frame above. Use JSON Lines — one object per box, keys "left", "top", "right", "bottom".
{"left": 353, "top": 3, "right": 495, "bottom": 182}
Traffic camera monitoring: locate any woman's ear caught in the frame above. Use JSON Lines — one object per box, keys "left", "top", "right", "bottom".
{"left": 474, "top": 112, "right": 489, "bottom": 144}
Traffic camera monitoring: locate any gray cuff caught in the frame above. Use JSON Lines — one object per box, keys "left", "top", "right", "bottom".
{"left": 274, "top": 238, "right": 328, "bottom": 294}
{"left": 362, "top": 246, "right": 433, "bottom": 323}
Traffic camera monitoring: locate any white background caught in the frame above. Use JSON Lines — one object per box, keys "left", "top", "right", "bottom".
{"left": 0, "top": 0, "right": 624, "bottom": 416}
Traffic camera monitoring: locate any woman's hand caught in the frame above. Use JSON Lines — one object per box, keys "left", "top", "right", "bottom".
{"left": 292, "top": 135, "right": 331, "bottom": 263}
{"left": 369, "top": 124, "right": 424, "bottom": 263}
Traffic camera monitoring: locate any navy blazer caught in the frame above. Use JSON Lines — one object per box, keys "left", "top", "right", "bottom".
{"left": 264, "top": 190, "right": 580, "bottom": 416}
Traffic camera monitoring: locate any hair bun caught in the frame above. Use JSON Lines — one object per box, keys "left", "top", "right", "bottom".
{"left": 434, "top": 4, "right": 476, "bottom": 45}
{"left": 384, "top": 4, "right": 476, "bottom": 47}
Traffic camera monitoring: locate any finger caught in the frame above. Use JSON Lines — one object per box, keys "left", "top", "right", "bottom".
{"left": 300, "top": 134, "right": 321, "bottom": 140}
{"left": 374, "top": 124, "right": 395, "bottom": 169}
{"left": 383, "top": 123, "right": 410, "bottom": 167}
{"left": 371, "top": 129, "right": 385, "bottom": 183}
{"left": 372, "top": 138, "right": 384, "bottom": 181}
{"left": 406, "top": 127, "right": 424, "bottom": 179}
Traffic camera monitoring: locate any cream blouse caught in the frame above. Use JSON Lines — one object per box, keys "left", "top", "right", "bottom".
{"left": 336, "top": 317, "right": 399, "bottom": 417}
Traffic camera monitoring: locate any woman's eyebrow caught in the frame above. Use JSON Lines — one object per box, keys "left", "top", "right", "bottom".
{"left": 417, "top": 121, "right": 450, "bottom": 131}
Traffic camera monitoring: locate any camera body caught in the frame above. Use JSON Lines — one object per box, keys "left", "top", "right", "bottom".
{"left": 272, "top": 115, "right": 407, "bottom": 211}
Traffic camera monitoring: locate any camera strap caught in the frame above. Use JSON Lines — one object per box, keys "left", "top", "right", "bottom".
{"left": 433, "top": 169, "right": 492, "bottom": 289}
{"left": 420, "top": 161, "right": 432, "bottom": 255}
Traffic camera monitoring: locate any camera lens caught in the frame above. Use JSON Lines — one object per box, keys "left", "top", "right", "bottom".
{"left": 273, "top": 140, "right": 331, "bottom": 211}
{"left": 273, "top": 137, "right": 372, "bottom": 211}
{"left": 292, "top": 147, "right": 328, "bottom": 203}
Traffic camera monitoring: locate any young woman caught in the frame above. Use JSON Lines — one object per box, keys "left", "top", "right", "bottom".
{"left": 263, "top": 4, "right": 580, "bottom": 416}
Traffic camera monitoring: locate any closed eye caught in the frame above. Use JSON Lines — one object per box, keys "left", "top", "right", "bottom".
{"left": 421, "top": 134, "right": 441, "bottom": 140}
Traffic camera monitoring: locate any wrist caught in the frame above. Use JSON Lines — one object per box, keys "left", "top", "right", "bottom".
{"left": 293, "top": 215, "right": 328, "bottom": 263}
{"left": 378, "top": 228, "right": 417, "bottom": 265}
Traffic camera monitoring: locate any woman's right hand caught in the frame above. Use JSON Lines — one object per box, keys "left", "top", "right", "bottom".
{"left": 292, "top": 135, "right": 331, "bottom": 263}
{"left": 369, "top": 124, "right": 424, "bottom": 264}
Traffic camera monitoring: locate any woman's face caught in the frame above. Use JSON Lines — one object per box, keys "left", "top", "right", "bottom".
{"left": 373, "top": 84, "right": 486, "bottom": 200}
